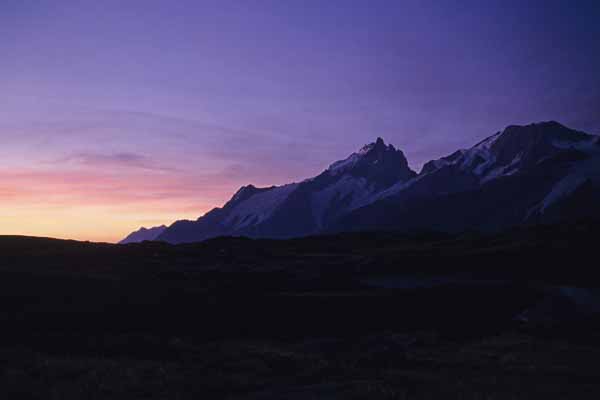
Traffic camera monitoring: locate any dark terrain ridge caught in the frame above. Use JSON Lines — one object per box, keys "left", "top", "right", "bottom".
{"left": 124, "top": 121, "right": 600, "bottom": 244}
{"left": 3, "top": 221, "right": 600, "bottom": 398}
{"left": 119, "top": 225, "right": 167, "bottom": 244}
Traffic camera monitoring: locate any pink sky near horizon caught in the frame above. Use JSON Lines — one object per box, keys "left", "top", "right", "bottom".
{"left": 0, "top": 165, "right": 223, "bottom": 242}
{"left": 0, "top": 113, "right": 344, "bottom": 242}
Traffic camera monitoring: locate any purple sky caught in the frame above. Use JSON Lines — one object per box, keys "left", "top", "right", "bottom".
{"left": 1, "top": 0, "right": 599, "bottom": 241}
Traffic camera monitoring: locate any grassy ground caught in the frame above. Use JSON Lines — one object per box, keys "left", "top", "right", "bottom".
{"left": 4, "top": 329, "right": 600, "bottom": 399}
{"left": 1, "top": 222, "right": 600, "bottom": 398}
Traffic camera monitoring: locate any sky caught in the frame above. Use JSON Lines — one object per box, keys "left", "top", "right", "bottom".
{"left": 1, "top": 0, "right": 599, "bottom": 242}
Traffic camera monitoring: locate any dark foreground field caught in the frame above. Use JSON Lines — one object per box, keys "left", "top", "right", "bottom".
{"left": 2, "top": 222, "right": 600, "bottom": 399}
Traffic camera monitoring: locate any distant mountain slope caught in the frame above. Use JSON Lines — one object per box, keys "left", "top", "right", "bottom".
{"left": 155, "top": 137, "right": 416, "bottom": 243}
{"left": 121, "top": 121, "right": 600, "bottom": 244}
{"left": 119, "top": 225, "right": 167, "bottom": 244}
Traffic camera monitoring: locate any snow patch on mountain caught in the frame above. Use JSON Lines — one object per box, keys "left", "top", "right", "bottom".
{"left": 553, "top": 137, "right": 600, "bottom": 154}
{"left": 311, "top": 175, "right": 374, "bottom": 227}
{"left": 422, "top": 142, "right": 499, "bottom": 178}
{"left": 456, "top": 133, "right": 519, "bottom": 179}
{"left": 541, "top": 176, "right": 588, "bottom": 212}
{"left": 327, "top": 139, "right": 386, "bottom": 175}
{"left": 328, "top": 144, "right": 375, "bottom": 175}
{"left": 328, "top": 153, "right": 362, "bottom": 175}
{"left": 224, "top": 183, "right": 299, "bottom": 229}
{"left": 473, "top": 131, "right": 502, "bottom": 150}
{"left": 538, "top": 153, "right": 600, "bottom": 213}
{"left": 353, "top": 173, "right": 425, "bottom": 208}
{"left": 480, "top": 153, "right": 523, "bottom": 184}
{"left": 462, "top": 132, "right": 504, "bottom": 175}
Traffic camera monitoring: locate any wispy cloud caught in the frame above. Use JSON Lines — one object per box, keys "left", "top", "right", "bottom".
{"left": 53, "top": 151, "right": 179, "bottom": 172}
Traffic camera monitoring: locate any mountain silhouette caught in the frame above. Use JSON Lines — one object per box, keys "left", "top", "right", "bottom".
{"left": 121, "top": 121, "right": 600, "bottom": 244}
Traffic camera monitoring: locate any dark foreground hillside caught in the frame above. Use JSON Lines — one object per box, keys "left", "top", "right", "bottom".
{"left": 2, "top": 221, "right": 600, "bottom": 399}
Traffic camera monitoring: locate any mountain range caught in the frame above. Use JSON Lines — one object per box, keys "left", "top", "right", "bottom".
{"left": 122, "top": 121, "right": 600, "bottom": 244}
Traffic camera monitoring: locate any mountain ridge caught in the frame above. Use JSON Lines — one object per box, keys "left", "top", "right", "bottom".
{"left": 119, "top": 225, "right": 167, "bottom": 244}
{"left": 122, "top": 121, "right": 600, "bottom": 244}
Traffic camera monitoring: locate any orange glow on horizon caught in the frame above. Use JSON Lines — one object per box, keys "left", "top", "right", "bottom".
{"left": 0, "top": 167, "right": 233, "bottom": 243}
{"left": 0, "top": 205, "right": 202, "bottom": 243}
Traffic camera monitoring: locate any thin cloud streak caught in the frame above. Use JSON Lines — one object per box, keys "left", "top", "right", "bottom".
{"left": 54, "top": 152, "right": 179, "bottom": 172}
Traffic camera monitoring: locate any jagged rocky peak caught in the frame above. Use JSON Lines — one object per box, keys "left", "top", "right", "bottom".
{"left": 358, "top": 137, "right": 389, "bottom": 154}
{"left": 328, "top": 137, "right": 414, "bottom": 179}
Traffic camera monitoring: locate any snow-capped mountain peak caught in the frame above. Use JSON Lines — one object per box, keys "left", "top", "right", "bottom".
{"left": 420, "top": 122, "right": 596, "bottom": 184}
{"left": 358, "top": 137, "right": 387, "bottom": 155}
{"left": 144, "top": 137, "right": 416, "bottom": 243}
{"left": 328, "top": 137, "right": 385, "bottom": 173}
{"left": 327, "top": 137, "right": 409, "bottom": 177}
